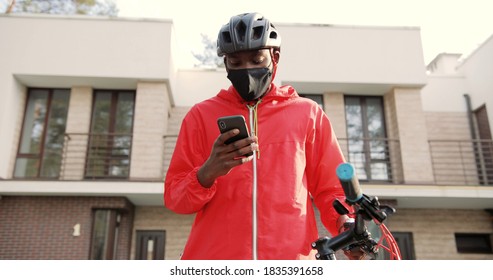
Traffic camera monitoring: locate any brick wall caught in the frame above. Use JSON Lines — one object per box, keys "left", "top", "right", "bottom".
{"left": 386, "top": 88, "right": 435, "bottom": 184}
{"left": 323, "top": 92, "right": 347, "bottom": 139}
{"left": 61, "top": 86, "right": 92, "bottom": 180}
{"left": 388, "top": 208, "right": 493, "bottom": 260}
{"left": 0, "top": 196, "right": 134, "bottom": 260}
{"left": 130, "top": 82, "right": 170, "bottom": 180}
{"left": 425, "top": 112, "right": 479, "bottom": 184}
{"left": 425, "top": 112, "right": 471, "bottom": 140}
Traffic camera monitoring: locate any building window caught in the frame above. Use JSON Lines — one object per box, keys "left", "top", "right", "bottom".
{"left": 14, "top": 88, "right": 70, "bottom": 178}
{"left": 135, "top": 231, "right": 166, "bottom": 260}
{"left": 344, "top": 96, "right": 390, "bottom": 181}
{"left": 90, "top": 209, "right": 121, "bottom": 260}
{"left": 455, "top": 233, "right": 493, "bottom": 254}
{"left": 300, "top": 94, "right": 324, "bottom": 109}
{"left": 85, "top": 90, "right": 135, "bottom": 179}
{"left": 391, "top": 232, "right": 416, "bottom": 260}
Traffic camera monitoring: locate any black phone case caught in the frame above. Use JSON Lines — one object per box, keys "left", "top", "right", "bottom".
{"left": 217, "top": 115, "right": 253, "bottom": 157}
{"left": 217, "top": 115, "right": 250, "bottom": 145}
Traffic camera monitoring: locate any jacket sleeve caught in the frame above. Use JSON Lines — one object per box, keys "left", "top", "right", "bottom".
{"left": 305, "top": 106, "right": 350, "bottom": 236}
{"left": 164, "top": 108, "right": 217, "bottom": 214}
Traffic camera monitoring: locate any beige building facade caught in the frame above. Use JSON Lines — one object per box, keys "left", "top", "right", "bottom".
{"left": 0, "top": 14, "right": 492, "bottom": 260}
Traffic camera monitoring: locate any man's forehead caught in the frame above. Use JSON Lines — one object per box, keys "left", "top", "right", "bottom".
{"left": 226, "top": 49, "right": 270, "bottom": 57}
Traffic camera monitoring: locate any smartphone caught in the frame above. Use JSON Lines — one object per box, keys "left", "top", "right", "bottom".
{"left": 217, "top": 115, "right": 253, "bottom": 156}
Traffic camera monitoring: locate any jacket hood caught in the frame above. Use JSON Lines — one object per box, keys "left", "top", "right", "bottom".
{"left": 217, "top": 83, "right": 299, "bottom": 106}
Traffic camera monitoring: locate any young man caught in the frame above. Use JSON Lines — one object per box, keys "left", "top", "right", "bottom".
{"left": 164, "top": 12, "right": 355, "bottom": 260}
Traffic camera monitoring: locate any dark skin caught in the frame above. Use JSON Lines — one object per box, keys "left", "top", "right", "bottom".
{"left": 196, "top": 48, "right": 364, "bottom": 260}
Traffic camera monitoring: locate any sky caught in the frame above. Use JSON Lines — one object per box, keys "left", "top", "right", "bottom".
{"left": 114, "top": 0, "right": 493, "bottom": 67}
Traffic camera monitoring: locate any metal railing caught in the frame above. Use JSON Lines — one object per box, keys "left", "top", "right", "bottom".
{"left": 429, "top": 139, "right": 493, "bottom": 186}
{"left": 161, "top": 136, "right": 403, "bottom": 184}
{"left": 60, "top": 133, "right": 133, "bottom": 180}
{"left": 56, "top": 132, "right": 493, "bottom": 186}
{"left": 331, "top": 138, "right": 403, "bottom": 184}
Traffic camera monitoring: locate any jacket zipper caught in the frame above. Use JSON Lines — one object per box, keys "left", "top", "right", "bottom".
{"left": 247, "top": 103, "right": 258, "bottom": 260}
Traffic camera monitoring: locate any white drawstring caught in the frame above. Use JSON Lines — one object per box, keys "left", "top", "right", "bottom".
{"left": 246, "top": 99, "right": 261, "bottom": 159}
{"left": 246, "top": 99, "right": 261, "bottom": 260}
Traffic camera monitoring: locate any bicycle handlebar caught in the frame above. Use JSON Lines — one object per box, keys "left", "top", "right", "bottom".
{"left": 312, "top": 163, "right": 399, "bottom": 260}
{"left": 336, "top": 162, "right": 363, "bottom": 203}
{"left": 337, "top": 163, "right": 387, "bottom": 223}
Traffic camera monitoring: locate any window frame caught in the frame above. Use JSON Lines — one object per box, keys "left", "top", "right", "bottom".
{"left": 299, "top": 93, "right": 324, "bottom": 110}
{"left": 455, "top": 233, "right": 493, "bottom": 254}
{"left": 89, "top": 209, "right": 121, "bottom": 260}
{"left": 391, "top": 232, "right": 416, "bottom": 260}
{"left": 14, "top": 87, "right": 70, "bottom": 179}
{"left": 85, "top": 89, "right": 136, "bottom": 179}
{"left": 135, "top": 230, "right": 166, "bottom": 260}
{"left": 344, "top": 95, "right": 391, "bottom": 182}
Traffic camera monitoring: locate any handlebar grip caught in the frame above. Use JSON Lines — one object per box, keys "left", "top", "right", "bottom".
{"left": 336, "top": 163, "right": 363, "bottom": 203}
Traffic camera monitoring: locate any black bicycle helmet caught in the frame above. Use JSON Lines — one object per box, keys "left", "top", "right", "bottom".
{"left": 217, "top": 12, "right": 281, "bottom": 56}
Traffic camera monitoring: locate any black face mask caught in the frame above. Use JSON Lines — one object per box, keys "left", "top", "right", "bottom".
{"left": 227, "top": 67, "right": 273, "bottom": 102}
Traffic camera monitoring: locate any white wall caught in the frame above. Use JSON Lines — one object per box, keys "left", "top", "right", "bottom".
{"left": 421, "top": 35, "right": 493, "bottom": 135}
{"left": 421, "top": 75, "right": 468, "bottom": 112}
{"left": 458, "top": 35, "right": 493, "bottom": 132}
{"left": 175, "top": 69, "right": 230, "bottom": 106}
{"left": 276, "top": 23, "right": 427, "bottom": 94}
{"left": 175, "top": 24, "right": 429, "bottom": 105}
{"left": 426, "top": 53, "right": 462, "bottom": 74}
{"left": 0, "top": 14, "right": 174, "bottom": 81}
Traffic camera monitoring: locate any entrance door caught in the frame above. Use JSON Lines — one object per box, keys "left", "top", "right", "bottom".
{"left": 135, "top": 231, "right": 166, "bottom": 260}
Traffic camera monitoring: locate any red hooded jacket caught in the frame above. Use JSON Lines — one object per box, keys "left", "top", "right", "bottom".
{"left": 164, "top": 84, "right": 347, "bottom": 259}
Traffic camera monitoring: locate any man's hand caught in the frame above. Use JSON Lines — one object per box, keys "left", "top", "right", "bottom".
{"left": 197, "top": 129, "right": 258, "bottom": 188}
{"left": 337, "top": 215, "right": 367, "bottom": 260}
{"left": 343, "top": 245, "right": 367, "bottom": 260}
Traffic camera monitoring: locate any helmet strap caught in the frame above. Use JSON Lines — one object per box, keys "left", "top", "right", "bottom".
{"left": 269, "top": 48, "right": 279, "bottom": 82}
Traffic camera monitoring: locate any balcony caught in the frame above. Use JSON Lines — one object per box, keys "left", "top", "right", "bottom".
{"left": 338, "top": 138, "right": 404, "bottom": 184}
{"left": 59, "top": 133, "right": 493, "bottom": 187}
{"left": 338, "top": 138, "right": 493, "bottom": 186}
{"left": 162, "top": 136, "right": 405, "bottom": 184}
{"left": 60, "top": 133, "right": 132, "bottom": 180}
{"left": 429, "top": 139, "right": 493, "bottom": 186}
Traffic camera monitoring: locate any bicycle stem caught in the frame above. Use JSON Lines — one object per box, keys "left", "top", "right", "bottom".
{"left": 312, "top": 205, "right": 368, "bottom": 259}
